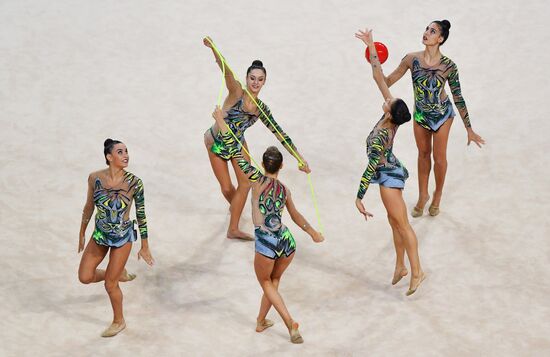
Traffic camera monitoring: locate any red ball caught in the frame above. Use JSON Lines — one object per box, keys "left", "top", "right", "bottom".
{"left": 365, "top": 42, "right": 389, "bottom": 64}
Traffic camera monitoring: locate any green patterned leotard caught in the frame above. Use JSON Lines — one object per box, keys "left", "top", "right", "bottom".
{"left": 82, "top": 171, "right": 148, "bottom": 247}
{"left": 221, "top": 131, "right": 296, "bottom": 259}
{"left": 357, "top": 116, "right": 409, "bottom": 199}
{"left": 206, "top": 97, "right": 299, "bottom": 161}
{"left": 395, "top": 53, "right": 471, "bottom": 131}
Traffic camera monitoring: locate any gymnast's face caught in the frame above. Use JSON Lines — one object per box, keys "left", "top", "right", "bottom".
{"left": 107, "top": 143, "right": 129, "bottom": 168}
{"left": 246, "top": 69, "right": 266, "bottom": 95}
{"left": 422, "top": 23, "right": 443, "bottom": 46}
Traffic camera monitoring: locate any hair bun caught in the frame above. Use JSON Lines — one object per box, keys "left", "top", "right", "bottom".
{"left": 251, "top": 60, "right": 263, "bottom": 67}
{"left": 441, "top": 20, "right": 451, "bottom": 30}
{"left": 104, "top": 138, "right": 114, "bottom": 147}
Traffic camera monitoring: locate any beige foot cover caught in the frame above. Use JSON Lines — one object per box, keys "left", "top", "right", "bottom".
{"left": 428, "top": 205, "right": 440, "bottom": 216}
{"left": 411, "top": 206, "right": 424, "bottom": 218}
{"left": 289, "top": 321, "right": 303, "bottom": 344}
{"left": 392, "top": 268, "right": 408, "bottom": 285}
{"left": 122, "top": 270, "right": 136, "bottom": 282}
{"left": 256, "top": 319, "right": 274, "bottom": 332}
{"left": 101, "top": 321, "right": 126, "bottom": 338}
{"left": 406, "top": 273, "right": 426, "bottom": 296}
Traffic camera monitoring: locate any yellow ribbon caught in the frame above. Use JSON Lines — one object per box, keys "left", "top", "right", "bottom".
{"left": 206, "top": 38, "right": 324, "bottom": 234}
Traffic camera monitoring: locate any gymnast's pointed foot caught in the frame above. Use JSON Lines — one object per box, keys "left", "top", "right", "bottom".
{"left": 406, "top": 272, "right": 426, "bottom": 296}
{"left": 119, "top": 269, "right": 136, "bottom": 282}
{"left": 411, "top": 195, "right": 430, "bottom": 218}
{"left": 429, "top": 191, "right": 442, "bottom": 216}
{"left": 428, "top": 205, "right": 440, "bottom": 216}
{"left": 227, "top": 229, "right": 254, "bottom": 241}
{"left": 288, "top": 320, "right": 304, "bottom": 344}
{"left": 392, "top": 267, "right": 408, "bottom": 285}
{"left": 256, "top": 318, "right": 274, "bottom": 332}
{"left": 101, "top": 320, "right": 126, "bottom": 337}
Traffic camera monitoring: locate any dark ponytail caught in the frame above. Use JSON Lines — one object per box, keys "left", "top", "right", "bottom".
{"left": 103, "top": 138, "right": 122, "bottom": 165}
{"left": 247, "top": 60, "right": 266, "bottom": 76}
{"left": 262, "top": 146, "right": 282, "bottom": 174}
{"left": 433, "top": 19, "right": 451, "bottom": 45}
{"left": 390, "top": 99, "right": 411, "bottom": 125}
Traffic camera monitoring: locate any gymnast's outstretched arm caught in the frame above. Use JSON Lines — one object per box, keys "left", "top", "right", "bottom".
{"left": 384, "top": 54, "right": 411, "bottom": 87}
{"left": 354, "top": 130, "right": 389, "bottom": 221}
{"left": 448, "top": 61, "right": 485, "bottom": 147}
{"left": 285, "top": 190, "right": 324, "bottom": 242}
{"left": 203, "top": 36, "right": 243, "bottom": 97}
{"left": 256, "top": 100, "right": 310, "bottom": 173}
{"left": 355, "top": 28, "right": 393, "bottom": 101}
{"left": 356, "top": 131, "right": 389, "bottom": 200}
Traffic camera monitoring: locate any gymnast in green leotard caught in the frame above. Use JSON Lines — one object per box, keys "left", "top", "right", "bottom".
{"left": 202, "top": 36, "right": 310, "bottom": 241}
{"left": 78, "top": 139, "right": 154, "bottom": 337}
{"left": 355, "top": 28, "right": 425, "bottom": 296}
{"left": 212, "top": 106, "right": 324, "bottom": 343}
{"left": 382, "top": 20, "right": 485, "bottom": 217}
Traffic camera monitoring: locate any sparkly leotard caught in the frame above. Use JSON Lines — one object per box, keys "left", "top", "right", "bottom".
{"left": 82, "top": 171, "right": 148, "bottom": 247}
{"left": 205, "top": 97, "right": 298, "bottom": 161}
{"left": 398, "top": 53, "right": 471, "bottom": 131}
{"left": 221, "top": 131, "right": 295, "bottom": 259}
{"left": 357, "top": 116, "right": 409, "bottom": 199}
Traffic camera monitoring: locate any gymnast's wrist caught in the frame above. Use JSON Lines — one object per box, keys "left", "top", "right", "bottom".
{"left": 306, "top": 227, "right": 317, "bottom": 238}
